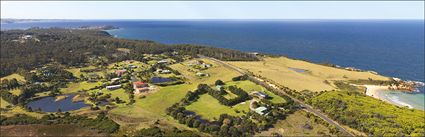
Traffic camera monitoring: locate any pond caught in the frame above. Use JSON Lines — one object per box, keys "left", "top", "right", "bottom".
{"left": 288, "top": 67, "right": 307, "bottom": 73}
{"left": 151, "top": 76, "right": 173, "bottom": 84}
{"left": 26, "top": 94, "right": 89, "bottom": 112}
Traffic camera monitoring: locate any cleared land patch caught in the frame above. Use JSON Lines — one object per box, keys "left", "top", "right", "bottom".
{"left": 0, "top": 73, "right": 26, "bottom": 82}
{"left": 9, "top": 88, "right": 22, "bottom": 96}
{"left": 227, "top": 57, "right": 389, "bottom": 91}
{"left": 1, "top": 98, "right": 11, "bottom": 108}
{"left": 61, "top": 81, "right": 102, "bottom": 94}
{"left": 256, "top": 110, "right": 333, "bottom": 136}
{"left": 186, "top": 94, "right": 249, "bottom": 120}
{"left": 1, "top": 106, "right": 44, "bottom": 118}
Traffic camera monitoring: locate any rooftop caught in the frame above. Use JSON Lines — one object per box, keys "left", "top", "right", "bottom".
{"left": 133, "top": 81, "right": 145, "bottom": 85}
{"left": 254, "top": 106, "right": 267, "bottom": 115}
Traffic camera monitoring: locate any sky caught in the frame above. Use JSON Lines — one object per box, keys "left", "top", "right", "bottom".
{"left": 1, "top": 1, "right": 424, "bottom": 20}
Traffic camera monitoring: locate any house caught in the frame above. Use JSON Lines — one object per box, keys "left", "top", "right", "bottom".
{"left": 157, "top": 69, "right": 172, "bottom": 74}
{"left": 111, "top": 78, "right": 120, "bottom": 82}
{"left": 216, "top": 85, "right": 224, "bottom": 91}
{"left": 22, "top": 35, "right": 33, "bottom": 39}
{"left": 133, "top": 81, "right": 148, "bottom": 89}
{"left": 201, "top": 63, "right": 212, "bottom": 68}
{"left": 249, "top": 52, "right": 259, "bottom": 56}
{"left": 254, "top": 106, "right": 268, "bottom": 115}
{"left": 106, "top": 85, "right": 121, "bottom": 90}
{"left": 254, "top": 92, "right": 269, "bottom": 99}
{"left": 196, "top": 72, "right": 208, "bottom": 77}
{"left": 172, "top": 51, "right": 179, "bottom": 55}
{"left": 344, "top": 67, "right": 361, "bottom": 71}
{"left": 157, "top": 60, "right": 168, "bottom": 64}
{"left": 128, "top": 64, "right": 137, "bottom": 69}
{"left": 115, "top": 69, "right": 127, "bottom": 76}
{"left": 133, "top": 81, "right": 149, "bottom": 94}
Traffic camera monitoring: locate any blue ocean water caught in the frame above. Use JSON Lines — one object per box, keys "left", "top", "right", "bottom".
{"left": 2, "top": 20, "right": 424, "bottom": 109}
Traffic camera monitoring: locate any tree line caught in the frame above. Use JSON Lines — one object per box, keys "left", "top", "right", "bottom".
{"left": 0, "top": 111, "right": 119, "bottom": 134}
{"left": 207, "top": 85, "right": 251, "bottom": 106}
{"left": 166, "top": 84, "right": 293, "bottom": 136}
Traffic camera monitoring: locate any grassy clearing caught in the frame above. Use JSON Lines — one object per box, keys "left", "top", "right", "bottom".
{"left": 138, "top": 84, "right": 197, "bottom": 116}
{"left": 1, "top": 98, "right": 11, "bottom": 108}
{"left": 256, "top": 110, "right": 333, "bottom": 136}
{"left": 89, "top": 88, "right": 130, "bottom": 104}
{"left": 186, "top": 94, "right": 249, "bottom": 120}
{"left": 66, "top": 66, "right": 97, "bottom": 78}
{"left": 108, "top": 60, "right": 149, "bottom": 72}
{"left": 9, "top": 89, "right": 23, "bottom": 96}
{"left": 60, "top": 81, "right": 102, "bottom": 94}
{"left": 0, "top": 73, "right": 26, "bottom": 82}
{"left": 1, "top": 106, "right": 44, "bottom": 118}
{"left": 227, "top": 57, "right": 389, "bottom": 92}
{"left": 170, "top": 58, "right": 240, "bottom": 85}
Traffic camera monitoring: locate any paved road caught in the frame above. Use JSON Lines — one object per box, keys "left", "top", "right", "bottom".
{"left": 200, "top": 55, "right": 354, "bottom": 136}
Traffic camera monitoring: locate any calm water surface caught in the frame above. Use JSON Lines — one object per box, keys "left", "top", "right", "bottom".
{"left": 26, "top": 94, "right": 89, "bottom": 112}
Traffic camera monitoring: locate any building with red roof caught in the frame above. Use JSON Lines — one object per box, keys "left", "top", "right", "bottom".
{"left": 133, "top": 81, "right": 149, "bottom": 94}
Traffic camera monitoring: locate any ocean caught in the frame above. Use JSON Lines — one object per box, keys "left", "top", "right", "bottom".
{"left": 2, "top": 20, "right": 424, "bottom": 109}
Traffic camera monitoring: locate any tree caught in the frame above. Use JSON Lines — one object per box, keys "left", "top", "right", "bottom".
{"left": 215, "top": 80, "right": 225, "bottom": 86}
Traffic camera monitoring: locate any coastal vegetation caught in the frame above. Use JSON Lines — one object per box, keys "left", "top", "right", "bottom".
{"left": 256, "top": 110, "right": 334, "bottom": 136}
{"left": 308, "top": 90, "right": 424, "bottom": 136}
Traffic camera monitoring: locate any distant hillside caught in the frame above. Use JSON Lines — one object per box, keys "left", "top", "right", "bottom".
{"left": 0, "top": 28, "right": 258, "bottom": 77}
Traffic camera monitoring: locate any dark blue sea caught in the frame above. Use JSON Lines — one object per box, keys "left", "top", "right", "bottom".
{"left": 2, "top": 20, "right": 424, "bottom": 109}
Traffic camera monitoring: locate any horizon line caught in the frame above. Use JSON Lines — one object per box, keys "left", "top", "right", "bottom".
{"left": 2, "top": 18, "right": 424, "bottom": 20}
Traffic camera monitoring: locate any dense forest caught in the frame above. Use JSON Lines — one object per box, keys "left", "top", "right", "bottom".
{"left": 0, "top": 28, "right": 258, "bottom": 77}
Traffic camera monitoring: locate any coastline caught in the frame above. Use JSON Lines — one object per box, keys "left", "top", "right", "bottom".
{"left": 364, "top": 85, "right": 415, "bottom": 109}
{"left": 364, "top": 85, "right": 387, "bottom": 99}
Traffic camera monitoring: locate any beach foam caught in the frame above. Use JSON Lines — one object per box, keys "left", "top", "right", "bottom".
{"left": 384, "top": 93, "right": 413, "bottom": 108}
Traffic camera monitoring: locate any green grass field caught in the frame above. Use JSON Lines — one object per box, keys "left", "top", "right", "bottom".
{"left": 66, "top": 66, "right": 97, "bottom": 78}
{"left": 1, "top": 98, "right": 11, "bottom": 108}
{"left": 227, "top": 57, "right": 390, "bottom": 92}
{"left": 9, "top": 89, "right": 23, "bottom": 96}
{"left": 1, "top": 106, "right": 44, "bottom": 118}
{"left": 60, "top": 81, "right": 102, "bottom": 94}
{"left": 170, "top": 58, "right": 240, "bottom": 84}
{"left": 108, "top": 60, "right": 149, "bottom": 72}
{"left": 0, "top": 73, "right": 26, "bottom": 82}
{"left": 88, "top": 88, "right": 130, "bottom": 104}
{"left": 186, "top": 94, "right": 249, "bottom": 120}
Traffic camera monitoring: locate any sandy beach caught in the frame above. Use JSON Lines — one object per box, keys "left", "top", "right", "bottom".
{"left": 364, "top": 85, "right": 414, "bottom": 108}
{"left": 364, "top": 85, "right": 388, "bottom": 99}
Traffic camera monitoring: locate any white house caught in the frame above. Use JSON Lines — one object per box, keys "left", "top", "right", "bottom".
{"left": 106, "top": 85, "right": 121, "bottom": 90}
